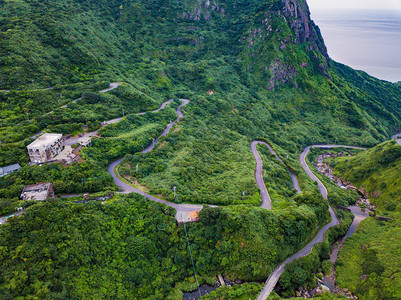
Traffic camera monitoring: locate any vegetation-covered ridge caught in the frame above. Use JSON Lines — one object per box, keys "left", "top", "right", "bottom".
{"left": 0, "top": 0, "right": 329, "bottom": 89}
{"left": 0, "top": 193, "right": 332, "bottom": 299}
{"left": 1, "top": 0, "right": 401, "bottom": 298}
{"left": 333, "top": 140, "right": 401, "bottom": 215}
{"left": 332, "top": 140, "right": 401, "bottom": 299}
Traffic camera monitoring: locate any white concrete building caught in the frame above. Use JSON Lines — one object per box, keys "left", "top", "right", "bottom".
{"left": 27, "top": 133, "right": 63, "bottom": 164}
{"left": 20, "top": 182, "right": 55, "bottom": 201}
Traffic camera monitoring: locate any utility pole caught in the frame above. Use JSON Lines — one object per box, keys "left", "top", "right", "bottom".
{"left": 136, "top": 164, "right": 139, "bottom": 173}
{"left": 173, "top": 186, "right": 176, "bottom": 199}
{"left": 335, "top": 138, "right": 337, "bottom": 145}
{"left": 242, "top": 191, "right": 245, "bottom": 201}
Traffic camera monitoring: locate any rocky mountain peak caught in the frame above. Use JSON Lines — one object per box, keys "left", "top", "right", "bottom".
{"left": 282, "top": 0, "right": 329, "bottom": 61}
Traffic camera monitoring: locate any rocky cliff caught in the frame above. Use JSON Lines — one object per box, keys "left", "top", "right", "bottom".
{"left": 282, "top": 0, "right": 329, "bottom": 59}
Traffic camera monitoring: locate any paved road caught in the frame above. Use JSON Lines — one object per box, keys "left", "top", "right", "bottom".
{"left": 66, "top": 82, "right": 121, "bottom": 106}
{"left": 61, "top": 82, "right": 121, "bottom": 108}
{"left": 391, "top": 133, "right": 401, "bottom": 146}
{"left": 104, "top": 99, "right": 175, "bottom": 126}
{"left": 250, "top": 141, "right": 301, "bottom": 210}
{"left": 29, "top": 131, "right": 43, "bottom": 139}
{"left": 27, "top": 82, "right": 122, "bottom": 139}
{"left": 107, "top": 99, "right": 205, "bottom": 222}
{"left": 141, "top": 99, "right": 189, "bottom": 153}
{"left": 64, "top": 131, "right": 99, "bottom": 146}
{"left": 257, "top": 144, "right": 366, "bottom": 300}
{"left": 330, "top": 206, "right": 369, "bottom": 264}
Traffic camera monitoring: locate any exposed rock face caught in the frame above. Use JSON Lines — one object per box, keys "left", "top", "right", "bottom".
{"left": 268, "top": 59, "right": 299, "bottom": 89}
{"left": 179, "top": 0, "right": 331, "bottom": 85}
{"left": 313, "top": 152, "right": 377, "bottom": 212}
{"left": 281, "top": 0, "right": 329, "bottom": 62}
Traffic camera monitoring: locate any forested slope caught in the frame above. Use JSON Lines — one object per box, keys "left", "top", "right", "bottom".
{"left": 1, "top": 0, "right": 401, "bottom": 298}
{"left": 332, "top": 141, "right": 401, "bottom": 299}
{"left": 0, "top": 193, "right": 329, "bottom": 298}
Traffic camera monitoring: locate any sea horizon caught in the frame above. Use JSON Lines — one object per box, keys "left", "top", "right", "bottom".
{"left": 310, "top": 9, "right": 401, "bottom": 83}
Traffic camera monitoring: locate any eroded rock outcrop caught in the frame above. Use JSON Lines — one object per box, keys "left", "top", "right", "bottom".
{"left": 281, "top": 0, "right": 330, "bottom": 65}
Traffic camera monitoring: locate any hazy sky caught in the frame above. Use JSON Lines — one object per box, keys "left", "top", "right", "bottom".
{"left": 307, "top": 0, "right": 401, "bottom": 11}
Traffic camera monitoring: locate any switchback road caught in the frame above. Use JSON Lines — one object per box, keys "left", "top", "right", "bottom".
{"left": 61, "top": 82, "right": 121, "bottom": 108}
{"left": 250, "top": 141, "right": 301, "bottom": 210}
{"left": 104, "top": 99, "right": 175, "bottom": 128}
{"left": 257, "top": 144, "right": 366, "bottom": 300}
{"left": 107, "top": 99, "right": 205, "bottom": 223}
{"left": 29, "top": 82, "right": 122, "bottom": 139}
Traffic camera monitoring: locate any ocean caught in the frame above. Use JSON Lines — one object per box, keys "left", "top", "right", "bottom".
{"left": 310, "top": 9, "right": 401, "bottom": 83}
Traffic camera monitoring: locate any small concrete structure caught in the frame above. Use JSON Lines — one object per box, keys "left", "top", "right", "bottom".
{"left": 79, "top": 136, "right": 92, "bottom": 147}
{"left": 53, "top": 145, "right": 76, "bottom": 164}
{"left": 188, "top": 211, "right": 200, "bottom": 222}
{"left": 0, "top": 163, "right": 21, "bottom": 177}
{"left": 20, "top": 182, "right": 55, "bottom": 201}
{"left": 27, "top": 133, "right": 63, "bottom": 164}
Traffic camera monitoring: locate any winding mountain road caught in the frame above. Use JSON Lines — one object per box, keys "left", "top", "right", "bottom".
{"left": 100, "top": 94, "right": 369, "bottom": 296}
{"left": 104, "top": 99, "right": 175, "bottom": 126}
{"left": 107, "top": 99, "right": 205, "bottom": 223}
{"left": 257, "top": 144, "right": 366, "bottom": 300}
{"left": 108, "top": 113, "right": 295, "bottom": 220}
{"left": 251, "top": 141, "right": 301, "bottom": 210}
{"left": 2, "top": 81, "right": 376, "bottom": 297}
{"left": 60, "top": 82, "right": 121, "bottom": 108}
{"left": 28, "top": 83, "right": 122, "bottom": 139}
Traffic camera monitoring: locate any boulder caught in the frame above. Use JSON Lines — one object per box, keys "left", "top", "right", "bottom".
{"left": 321, "top": 285, "right": 330, "bottom": 292}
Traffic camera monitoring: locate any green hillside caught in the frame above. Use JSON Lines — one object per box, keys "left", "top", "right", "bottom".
{"left": 1, "top": 0, "right": 401, "bottom": 298}
{"left": 0, "top": 193, "right": 330, "bottom": 298}
{"left": 334, "top": 140, "right": 401, "bottom": 214}
{"left": 3, "top": 0, "right": 401, "bottom": 205}
{"left": 332, "top": 140, "right": 401, "bottom": 299}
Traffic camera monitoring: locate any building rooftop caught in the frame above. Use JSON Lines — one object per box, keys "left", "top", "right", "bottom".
{"left": 188, "top": 211, "right": 200, "bottom": 220}
{"left": 27, "top": 133, "right": 62, "bottom": 149}
{"left": 21, "top": 182, "right": 53, "bottom": 201}
{"left": 0, "top": 163, "right": 21, "bottom": 176}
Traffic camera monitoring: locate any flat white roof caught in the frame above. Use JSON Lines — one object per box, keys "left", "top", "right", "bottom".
{"left": 27, "top": 133, "right": 62, "bottom": 149}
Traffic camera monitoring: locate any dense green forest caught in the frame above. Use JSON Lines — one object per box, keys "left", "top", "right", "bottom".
{"left": 331, "top": 140, "right": 401, "bottom": 299}
{"left": 1, "top": 0, "right": 401, "bottom": 298}
{"left": 0, "top": 193, "right": 334, "bottom": 298}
